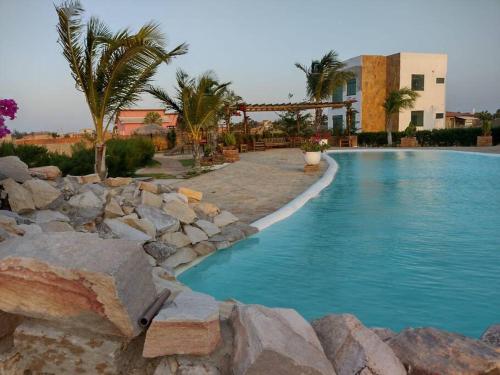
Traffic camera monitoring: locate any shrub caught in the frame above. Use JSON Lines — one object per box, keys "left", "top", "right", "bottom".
{"left": 221, "top": 132, "right": 236, "bottom": 147}
{"left": 106, "top": 137, "right": 155, "bottom": 177}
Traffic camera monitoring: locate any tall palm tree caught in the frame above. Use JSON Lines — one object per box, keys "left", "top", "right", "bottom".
{"left": 383, "top": 87, "right": 419, "bottom": 146}
{"left": 55, "top": 1, "right": 187, "bottom": 178}
{"left": 295, "top": 50, "right": 353, "bottom": 131}
{"left": 147, "top": 70, "right": 230, "bottom": 167}
{"left": 143, "top": 111, "right": 163, "bottom": 126}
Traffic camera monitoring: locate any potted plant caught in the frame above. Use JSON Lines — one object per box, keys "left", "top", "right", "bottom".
{"left": 401, "top": 122, "right": 418, "bottom": 147}
{"left": 477, "top": 120, "right": 493, "bottom": 147}
{"left": 301, "top": 139, "right": 328, "bottom": 165}
{"left": 221, "top": 132, "right": 239, "bottom": 162}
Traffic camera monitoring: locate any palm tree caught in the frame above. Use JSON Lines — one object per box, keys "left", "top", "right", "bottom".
{"left": 383, "top": 88, "right": 419, "bottom": 146}
{"left": 143, "top": 111, "right": 163, "bottom": 126}
{"left": 295, "top": 50, "right": 353, "bottom": 131}
{"left": 147, "top": 70, "right": 230, "bottom": 167}
{"left": 55, "top": 1, "right": 187, "bottom": 178}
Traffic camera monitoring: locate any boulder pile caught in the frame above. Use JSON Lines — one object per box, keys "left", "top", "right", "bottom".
{"left": 1, "top": 156, "right": 500, "bottom": 375}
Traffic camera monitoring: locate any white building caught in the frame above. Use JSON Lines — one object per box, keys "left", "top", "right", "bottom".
{"left": 328, "top": 52, "right": 448, "bottom": 132}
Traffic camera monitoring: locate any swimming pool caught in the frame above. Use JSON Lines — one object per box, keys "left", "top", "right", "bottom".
{"left": 180, "top": 151, "right": 500, "bottom": 337}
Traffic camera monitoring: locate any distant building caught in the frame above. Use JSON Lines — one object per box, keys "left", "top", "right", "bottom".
{"left": 115, "top": 109, "right": 178, "bottom": 136}
{"left": 445, "top": 112, "right": 480, "bottom": 129}
{"left": 328, "top": 52, "right": 447, "bottom": 132}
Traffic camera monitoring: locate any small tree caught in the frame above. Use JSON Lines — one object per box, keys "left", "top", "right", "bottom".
{"left": 383, "top": 88, "right": 419, "bottom": 146}
{"left": 143, "top": 111, "right": 163, "bottom": 126}
{"left": 55, "top": 1, "right": 187, "bottom": 178}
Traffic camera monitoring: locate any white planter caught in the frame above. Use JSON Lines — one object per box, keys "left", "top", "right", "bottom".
{"left": 304, "top": 151, "right": 321, "bottom": 165}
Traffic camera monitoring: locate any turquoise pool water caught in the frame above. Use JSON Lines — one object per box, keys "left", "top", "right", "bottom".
{"left": 180, "top": 151, "right": 500, "bottom": 337}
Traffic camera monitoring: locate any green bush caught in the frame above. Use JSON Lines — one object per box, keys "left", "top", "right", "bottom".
{"left": 106, "top": 137, "right": 155, "bottom": 177}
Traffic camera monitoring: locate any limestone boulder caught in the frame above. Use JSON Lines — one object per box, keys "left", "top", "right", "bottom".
{"left": 0, "top": 210, "right": 33, "bottom": 225}
{"left": 23, "top": 179, "right": 61, "bottom": 209}
{"left": 231, "top": 304, "right": 335, "bottom": 375}
{"left": 162, "top": 247, "right": 197, "bottom": 269}
{"left": 25, "top": 209, "right": 69, "bottom": 224}
{"left": 136, "top": 205, "right": 180, "bottom": 234}
{"left": 178, "top": 187, "right": 203, "bottom": 202}
{"left": 481, "top": 324, "right": 500, "bottom": 348}
{"left": 105, "top": 197, "right": 125, "bottom": 218}
{"left": 142, "top": 190, "right": 163, "bottom": 208}
{"left": 195, "top": 219, "right": 221, "bottom": 237}
{"left": 68, "top": 190, "right": 104, "bottom": 209}
{"left": 312, "top": 314, "right": 405, "bottom": 375}
{"left": 103, "top": 218, "right": 152, "bottom": 243}
{"left": 184, "top": 225, "right": 208, "bottom": 244}
{"left": 193, "top": 202, "right": 220, "bottom": 217}
{"left": 193, "top": 241, "right": 217, "bottom": 256}
{"left": 144, "top": 241, "right": 177, "bottom": 264}
{"left": 213, "top": 211, "right": 238, "bottom": 227}
{"left": 0, "top": 232, "right": 157, "bottom": 337}
{"left": 80, "top": 173, "right": 101, "bottom": 184}
{"left": 28, "top": 165, "right": 62, "bottom": 180}
{"left": 387, "top": 327, "right": 500, "bottom": 375}
{"left": 143, "top": 290, "right": 221, "bottom": 357}
{"left": 220, "top": 225, "right": 245, "bottom": 242}
{"left": 160, "top": 231, "right": 192, "bottom": 248}
{"left": 0, "top": 156, "right": 32, "bottom": 182}
{"left": 1, "top": 178, "right": 35, "bottom": 213}
{"left": 371, "top": 327, "right": 397, "bottom": 342}
{"left": 17, "top": 223, "right": 43, "bottom": 236}
{"left": 163, "top": 192, "right": 188, "bottom": 204}
{"left": 105, "top": 177, "right": 133, "bottom": 187}
{"left": 39, "top": 221, "right": 74, "bottom": 232}
{"left": 138, "top": 181, "right": 159, "bottom": 194}
{"left": 119, "top": 214, "right": 156, "bottom": 238}
{"left": 232, "top": 222, "right": 259, "bottom": 236}
{"left": 163, "top": 200, "right": 197, "bottom": 224}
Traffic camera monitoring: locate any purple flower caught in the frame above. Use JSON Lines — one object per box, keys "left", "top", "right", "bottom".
{"left": 0, "top": 98, "right": 18, "bottom": 139}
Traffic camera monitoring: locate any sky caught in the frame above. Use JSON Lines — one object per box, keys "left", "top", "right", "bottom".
{"left": 1, "top": 0, "right": 499, "bottom": 133}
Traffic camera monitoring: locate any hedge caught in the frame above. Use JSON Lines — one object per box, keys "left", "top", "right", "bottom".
{"left": 0, "top": 137, "right": 155, "bottom": 177}
{"left": 357, "top": 127, "right": 500, "bottom": 147}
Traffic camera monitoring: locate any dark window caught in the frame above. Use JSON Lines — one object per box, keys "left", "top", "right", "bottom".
{"left": 411, "top": 111, "right": 424, "bottom": 126}
{"left": 346, "top": 79, "right": 356, "bottom": 96}
{"left": 436, "top": 113, "right": 444, "bottom": 119}
{"left": 332, "top": 85, "right": 343, "bottom": 102}
{"left": 436, "top": 77, "right": 445, "bottom": 84}
{"left": 411, "top": 74, "right": 425, "bottom": 91}
{"left": 332, "top": 115, "right": 343, "bottom": 128}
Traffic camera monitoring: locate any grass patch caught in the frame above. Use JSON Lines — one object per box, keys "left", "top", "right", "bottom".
{"left": 179, "top": 158, "right": 195, "bottom": 168}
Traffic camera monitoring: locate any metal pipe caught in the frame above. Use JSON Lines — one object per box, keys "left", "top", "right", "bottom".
{"left": 138, "top": 289, "right": 171, "bottom": 328}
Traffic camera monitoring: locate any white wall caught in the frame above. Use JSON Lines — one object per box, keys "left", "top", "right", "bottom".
{"left": 397, "top": 53, "right": 447, "bottom": 131}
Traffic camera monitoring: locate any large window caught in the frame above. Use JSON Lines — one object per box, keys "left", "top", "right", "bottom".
{"left": 411, "top": 111, "right": 424, "bottom": 126}
{"left": 332, "top": 115, "right": 343, "bottom": 129}
{"left": 411, "top": 74, "right": 425, "bottom": 91}
{"left": 346, "top": 79, "right": 357, "bottom": 96}
{"left": 332, "top": 85, "right": 343, "bottom": 102}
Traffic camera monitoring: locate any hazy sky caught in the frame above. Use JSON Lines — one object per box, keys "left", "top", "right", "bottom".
{"left": 1, "top": 0, "right": 499, "bottom": 133}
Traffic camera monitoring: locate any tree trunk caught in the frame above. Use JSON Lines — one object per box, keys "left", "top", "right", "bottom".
{"left": 192, "top": 140, "right": 201, "bottom": 169}
{"left": 386, "top": 116, "right": 393, "bottom": 146}
{"left": 94, "top": 143, "right": 107, "bottom": 179}
{"left": 314, "top": 108, "right": 323, "bottom": 132}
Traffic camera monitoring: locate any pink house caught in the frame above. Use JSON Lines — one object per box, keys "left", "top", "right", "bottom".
{"left": 114, "top": 109, "right": 178, "bottom": 136}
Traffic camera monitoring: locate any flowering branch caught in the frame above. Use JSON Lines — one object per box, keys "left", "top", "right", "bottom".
{"left": 0, "top": 99, "right": 18, "bottom": 138}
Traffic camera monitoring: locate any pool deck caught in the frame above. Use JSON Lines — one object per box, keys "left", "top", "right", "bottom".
{"left": 172, "top": 149, "right": 327, "bottom": 224}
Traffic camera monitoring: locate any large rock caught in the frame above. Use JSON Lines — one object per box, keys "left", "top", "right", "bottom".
{"left": 144, "top": 241, "right": 177, "bottom": 264}
{"left": 25, "top": 209, "right": 69, "bottom": 224}
{"left": 220, "top": 225, "right": 245, "bottom": 242}
{"left": 193, "top": 241, "right": 217, "bottom": 256}
{"left": 193, "top": 202, "right": 220, "bottom": 217}
{"left": 371, "top": 327, "right": 397, "bottom": 342}
{"left": 163, "top": 200, "right": 197, "bottom": 224}
{"left": 142, "top": 190, "right": 163, "bottom": 208}
{"left": 0, "top": 232, "right": 157, "bottom": 337}
{"left": 162, "top": 247, "right": 197, "bottom": 269}
{"left": 39, "top": 221, "right": 74, "bottom": 233}
{"left": 68, "top": 190, "right": 103, "bottom": 209}
{"left": 23, "top": 179, "right": 61, "bottom": 209}
{"left": 105, "top": 177, "right": 133, "bottom": 187}
{"left": 136, "top": 205, "right": 180, "bottom": 234}
{"left": 28, "top": 165, "right": 62, "bottom": 180}
{"left": 104, "top": 197, "right": 125, "bottom": 218}
{"left": 213, "top": 211, "right": 238, "bottom": 227}
{"left": 143, "top": 290, "right": 221, "bottom": 357}
{"left": 13, "top": 320, "right": 145, "bottom": 375}
{"left": 178, "top": 187, "right": 203, "bottom": 202}
{"left": 184, "top": 225, "right": 209, "bottom": 244}
{"left": 80, "top": 173, "right": 101, "bottom": 184}
{"left": 160, "top": 231, "right": 192, "bottom": 248}
{"left": 138, "top": 181, "right": 159, "bottom": 194}
{"left": 17, "top": 223, "right": 43, "bottom": 236}
{"left": 103, "top": 218, "right": 152, "bottom": 243}
{"left": 231, "top": 304, "right": 335, "bottom": 375}
{"left": 481, "top": 324, "right": 500, "bottom": 348}
{"left": 1, "top": 178, "right": 35, "bottom": 213}
{"left": 195, "top": 219, "right": 221, "bottom": 237}
{"left": 0, "top": 156, "right": 31, "bottom": 182}
{"left": 0, "top": 311, "right": 21, "bottom": 339}
{"left": 387, "top": 327, "right": 500, "bottom": 375}
{"left": 119, "top": 214, "right": 156, "bottom": 238}
{"left": 312, "top": 314, "right": 405, "bottom": 375}
{"left": 163, "top": 192, "right": 188, "bottom": 204}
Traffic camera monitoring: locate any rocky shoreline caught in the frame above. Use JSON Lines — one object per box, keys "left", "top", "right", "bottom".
{"left": 1, "top": 155, "right": 500, "bottom": 375}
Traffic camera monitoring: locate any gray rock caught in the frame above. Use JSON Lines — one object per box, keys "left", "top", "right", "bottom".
{"left": 163, "top": 192, "right": 188, "bottom": 204}
{"left": 0, "top": 156, "right": 32, "bottom": 182}
{"left": 28, "top": 165, "right": 62, "bottom": 180}
{"left": 104, "top": 197, "right": 124, "bottom": 218}
{"left": 0, "top": 210, "right": 33, "bottom": 224}
{"left": 177, "top": 363, "right": 220, "bottom": 375}
{"left": 163, "top": 200, "right": 197, "bottom": 224}
{"left": 388, "top": 327, "right": 500, "bottom": 375}
{"left": 141, "top": 190, "right": 163, "bottom": 208}
{"left": 119, "top": 214, "right": 156, "bottom": 237}
{"left": 193, "top": 241, "right": 217, "bottom": 256}
{"left": 371, "top": 327, "right": 397, "bottom": 342}
{"left": 0, "top": 232, "right": 157, "bottom": 337}
{"left": 160, "top": 231, "right": 192, "bottom": 248}
{"left": 195, "top": 219, "right": 221, "bottom": 237}
{"left": 213, "top": 210, "right": 238, "bottom": 227}
{"left": 39, "top": 221, "right": 74, "bottom": 232}
{"left": 103, "top": 218, "right": 152, "bottom": 243}
{"left": 1, "top": 178, "right": 35, "bottom": 213}
{"left": 162, "top": 247, "right": 197, "bottom": 268}
{"left": 144, "top": 241, "right": 177, "bottom": 263}
{"left": 23, "top": 179, "right": 61, "bottom": 209}
{"left": 25, "top": 209, "right": 70, "bottom": 224}
{"left": 212, "top": 240, "right": 232, "bottom": 250}
{"left": 68, "top": 190, "right": 104, "bottom": 209}
{"left": 232, "top": 222, "right": 259, "bottom": 236}
{"left": 231, "top": 304, "right": 335, "bottom": 375}
{"left": 136, "top": 204, "right": 180, "bottom": 234}
{"left": 312, "top": 314, "right": 405, "bottom": 375}
{"left": 220, "top": 225, "right": 245, "bottom": 242}
{"left": 184, "top": 225, "right": 209, "bottom": 244}
{"left": 17, "top": 223, "right": 43, "bottom": 236}
{"left": 481, "top": 324, "right": 500, "bottom": 348}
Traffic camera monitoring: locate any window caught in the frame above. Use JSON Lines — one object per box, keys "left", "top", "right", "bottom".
{"left": 436, "top": 77, "right": 445, "bottom": 84}
{"left": 332, "top": 85, "right": 343, "bottom": 102}
{"left": 436, "top": 113, "right": 444, "bottom": 119}
{"left": 346, "top": 79, "right": 356, "bottom": 96}
{"left": 332, "top": 115, "right": 343, "bottom": 129}
{"left": 411, "top": 111, "right": 424, "bottom": 126}
{"left": 411, "top": 74, "right": 425, "bottom": 91}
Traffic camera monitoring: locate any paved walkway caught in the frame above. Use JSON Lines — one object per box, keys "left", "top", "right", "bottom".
{"left": 136, "top": 154, "right": 189, "bottom": 178}
{"left": 173, "top": 149, "right": 326, "bottom": 224}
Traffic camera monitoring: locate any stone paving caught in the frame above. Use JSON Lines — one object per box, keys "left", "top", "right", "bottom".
{"left": 173, "top": 149, "right": 326, "bottom": 224}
